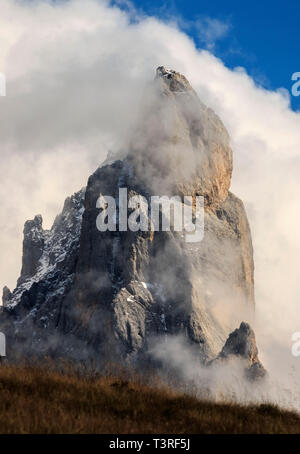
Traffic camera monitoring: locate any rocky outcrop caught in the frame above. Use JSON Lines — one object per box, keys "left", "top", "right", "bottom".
{"left": 212, "top": 322, "right": 266, "bottom": 380}
{"left": 18, "top": 215, "right": 45, "bottom": 285}
{"left": 0, "top": 67, "right": 260, "bottom": 375}
{"left": 2, "top": 286, "right": 11, "bottom": 307}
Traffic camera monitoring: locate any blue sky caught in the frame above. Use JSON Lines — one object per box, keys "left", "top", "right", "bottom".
{"left": 121, "top": 0, "right": 299, "bottom": 110}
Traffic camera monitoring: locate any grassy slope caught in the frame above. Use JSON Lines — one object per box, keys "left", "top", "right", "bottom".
{"left": 0, "top": 364, "right": 299, "bottom": 434}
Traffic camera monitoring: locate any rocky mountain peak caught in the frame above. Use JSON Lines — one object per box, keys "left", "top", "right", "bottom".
{"left": 155, "top": 66, "right": 193, "bottom": 92}
{"left": 129, "top": 66, "right": 232, "bottom": 205}
{"left": 0, "top": 68, "right": 261, "bottom": 380}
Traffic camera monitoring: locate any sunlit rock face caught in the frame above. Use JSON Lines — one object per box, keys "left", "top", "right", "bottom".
{"left": 129, "top": 66, "right": 233, "bottom": 206}
{"left": 0, "top": 67, "right": 260, "bottom": 374}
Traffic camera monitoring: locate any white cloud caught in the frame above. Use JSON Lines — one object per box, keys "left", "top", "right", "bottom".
{"left": 0, "top": 0, "right": 300, "bottom": 400}
{"left": 195, "top": 16, "right": 231, "bottom": 50}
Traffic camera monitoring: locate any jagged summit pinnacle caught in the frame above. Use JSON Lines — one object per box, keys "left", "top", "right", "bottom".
{"left": 155, "top": 66, "right": 193, "bottom": 92}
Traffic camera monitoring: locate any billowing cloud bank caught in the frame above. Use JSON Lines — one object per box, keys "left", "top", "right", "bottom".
{"left": 1, "top": 0, "right": 300, "bottom": 404}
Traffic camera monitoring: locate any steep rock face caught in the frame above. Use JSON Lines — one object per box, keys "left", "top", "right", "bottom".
{"left": 0, "top": 189, "right": 85, "bottom": 358}
{"left": 129, "top": 66, "right": 233, "bottom": 206}
{"left": 58, "top": 157, "right": 254, "bottom": 365}
{"left": 0, "top": 68, "right": 257, "bottom": 371}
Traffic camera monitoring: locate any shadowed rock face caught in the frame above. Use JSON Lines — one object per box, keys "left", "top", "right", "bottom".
{"left": 0, "top": 67, "right": 261, "bottom": 374}
{"left": 18, "top": 215, "right": 45, "bottom": 285}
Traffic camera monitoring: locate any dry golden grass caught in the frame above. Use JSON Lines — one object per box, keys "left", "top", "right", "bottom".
{"left": 0, "top": 363, "right": 299, "bottom": 434}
